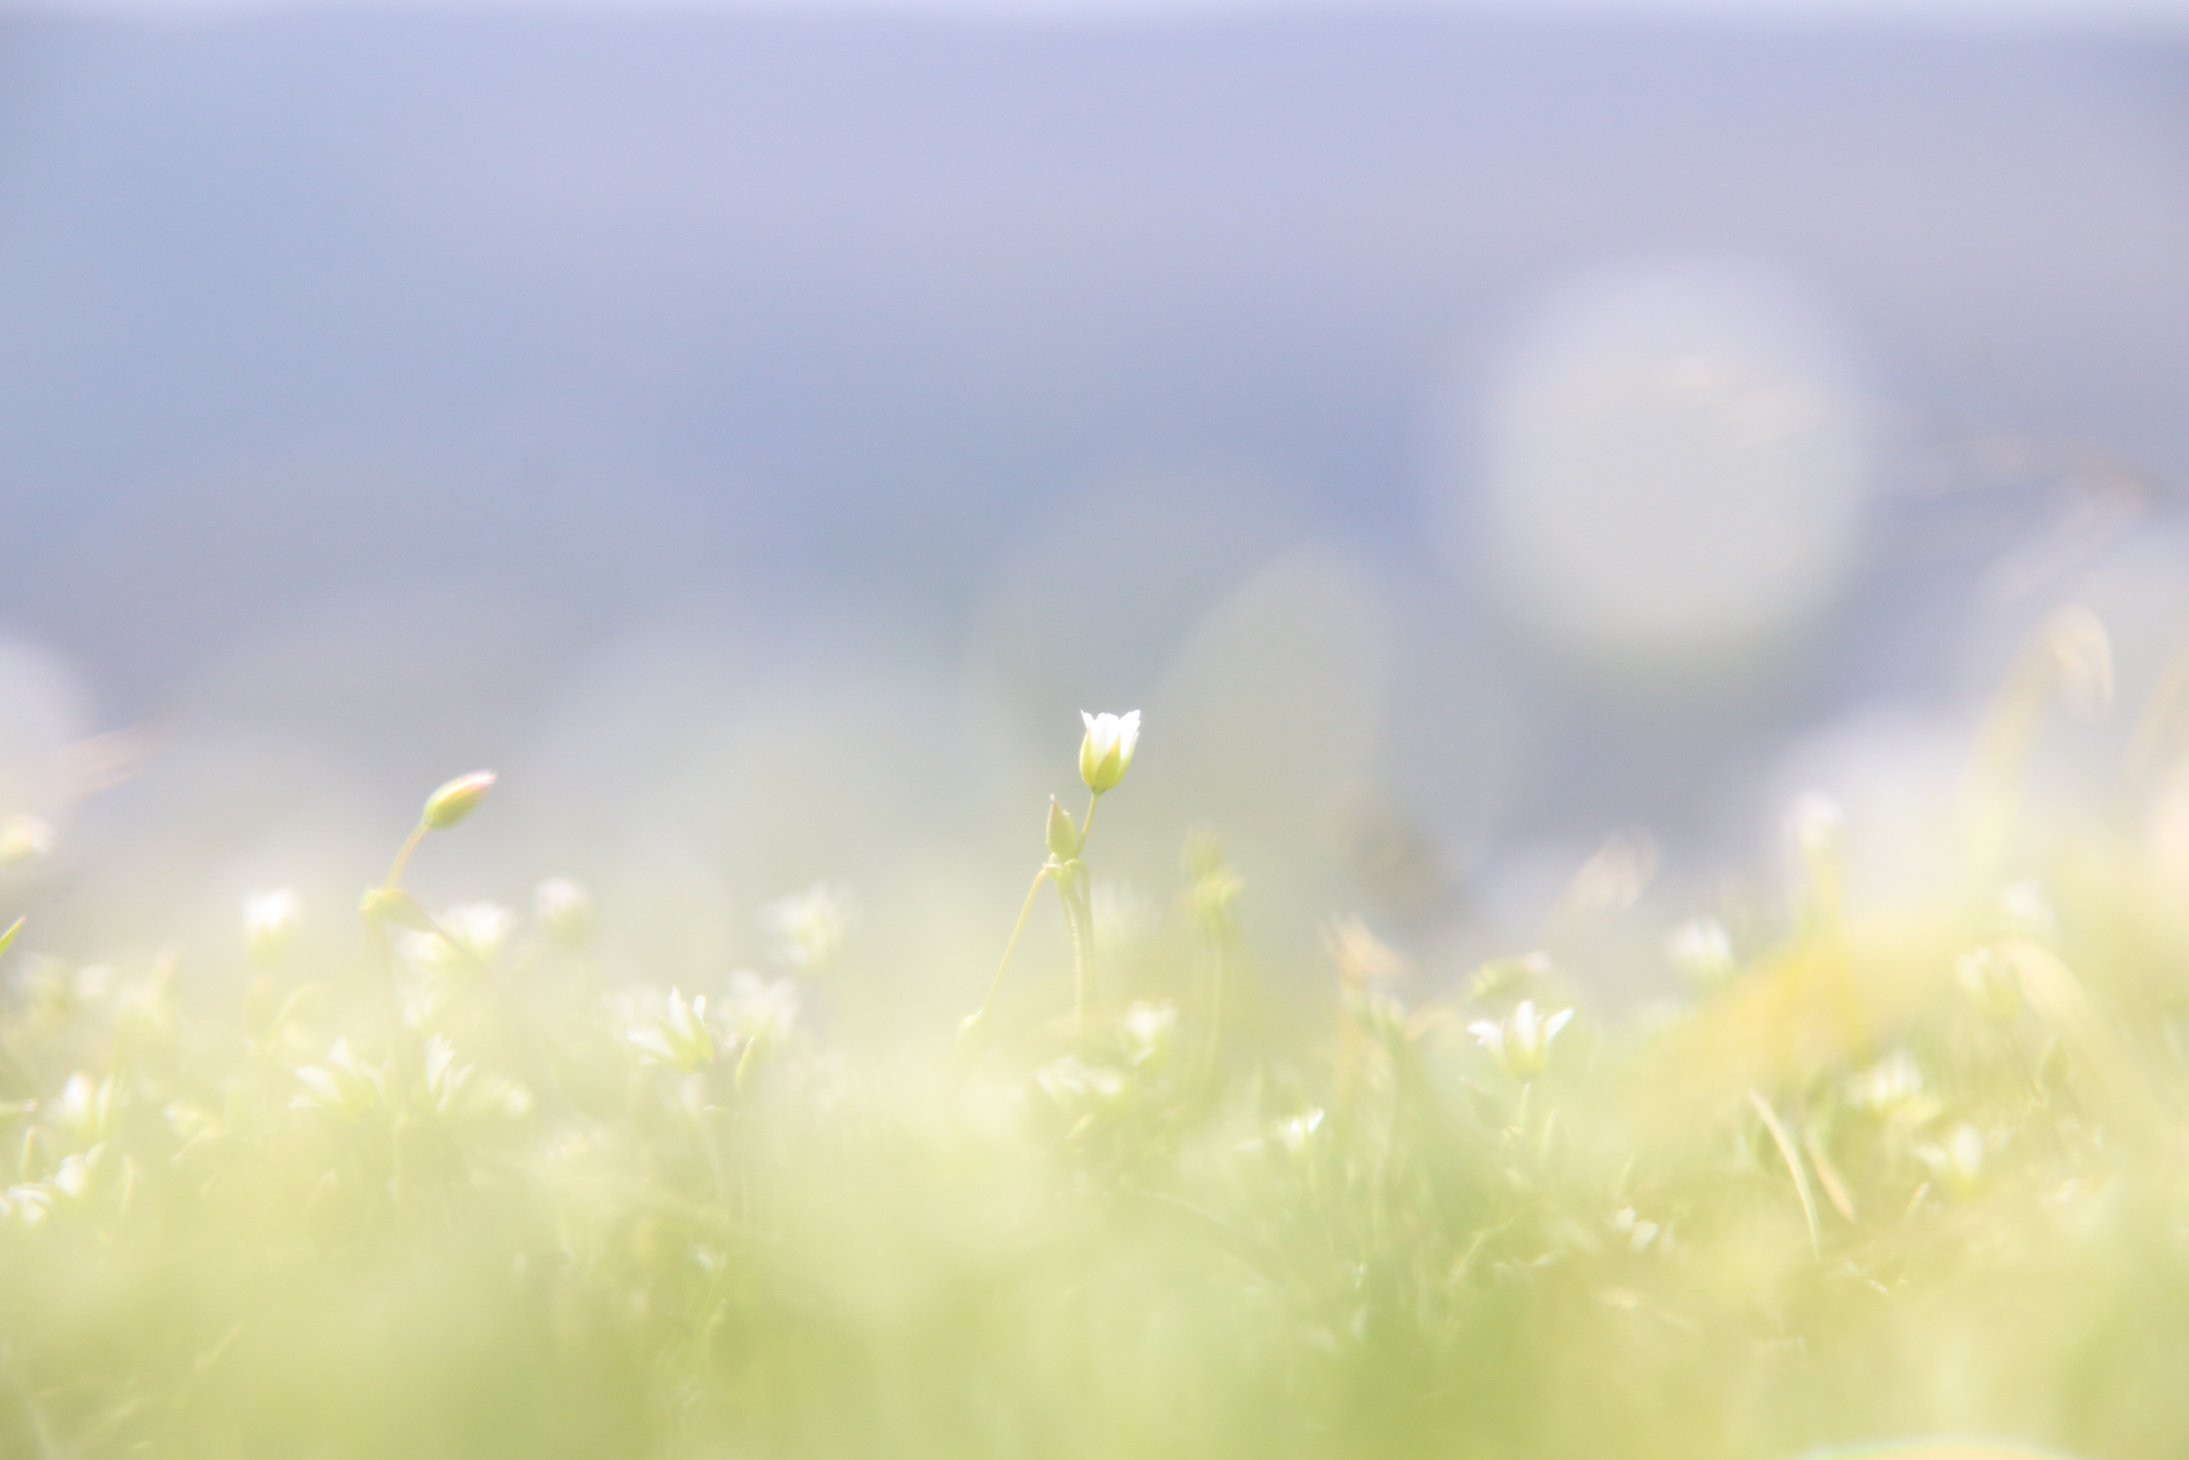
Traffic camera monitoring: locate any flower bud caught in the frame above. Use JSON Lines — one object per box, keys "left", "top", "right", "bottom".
{"left": 1078, "top": 710, "right": 1141, "bottom": 795}
{"left": 422, "top": 771, "right": 497, "bottom": 831}
{"left": 1045, "top": 797, "right": 1079, "bottom": 861}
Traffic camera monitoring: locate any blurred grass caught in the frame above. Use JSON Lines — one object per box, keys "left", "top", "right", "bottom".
{"left": 1, "top": 642, "right": 2187, "bottom": 1460}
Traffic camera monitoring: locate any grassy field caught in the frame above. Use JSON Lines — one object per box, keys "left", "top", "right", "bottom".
{"left": 1, "top": 655, "right": 2184, "bottom": 1460}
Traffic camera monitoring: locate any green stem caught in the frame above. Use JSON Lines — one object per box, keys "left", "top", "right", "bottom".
{"left": 969, "top": 866, "right": 1051, "bottom": 1028}
{"left": 384, "top": 821, "right": 429, "bottom": 891}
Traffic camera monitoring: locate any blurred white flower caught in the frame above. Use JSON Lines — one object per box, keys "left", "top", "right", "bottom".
{"left": 1665, "top": 917, "right": 1736, "bottom": 987}
{"left": 244, "top": 888, "right": 302, "bottom": 966}
{"left": 1079, "top": 710, "right": 1141, "bottom": 795}
{"left": 760, "top": 883, "right": 856, "bottom": 974}
{"left": 723, "top": 972, "right": 799, "bottom": 1046}
{"left": 51, "top": 1072, "right": 115, "bottom": 1142}
{"left": 1119, "top": 1000, "right": 1178, "bottom": 1067}
{"left": 1919, "top": 1123, "right": 1989, "bottom": 1197}
{"left": 1275, "top": 1107, "right": 1325, "bottom": 1155}
{"left": 1845, "top": 1050, "right": 1938, "bottom": 1127}
{"left": 627, "top": 988, "right": 717, "bottom": 1072}
{"left": 535, "top": 877, "right": 593, "bottom": 951}
{"left": 293, "top": 1038, "right": 385, "bottom": 1118}
{"left": 0, "top": 814, "right": 54, "bottom": 869}
{"left": 1468, "top": 1000, "right": 1574, "bottom": 1079}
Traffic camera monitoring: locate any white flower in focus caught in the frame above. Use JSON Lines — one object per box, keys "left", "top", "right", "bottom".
{"left": 1468, "top": 1000, "right": 1574, "bottom": 1080}
{"left": 760, "top": 883, "right": 856, "bottom": 974}
{"left": 1079, "top": 710, "right": 1142, "bottom": 795}
{"left": 244, "top": 888, "right": 302, "bottom": 966}
{"left": 627, "top": 988, "right": 717, "bottom": 1072}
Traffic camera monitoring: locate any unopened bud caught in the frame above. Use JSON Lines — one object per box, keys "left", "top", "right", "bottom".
{"left": 1045, "top": 798, "right": 1078, "bottom": 861}
{"left": 422, "top": 771, "right": 497, "bottom": 831}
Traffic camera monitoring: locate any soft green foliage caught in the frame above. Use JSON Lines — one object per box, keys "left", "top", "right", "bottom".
{"left": 0, "top": 712, "right": 2183, "bottom": 1460}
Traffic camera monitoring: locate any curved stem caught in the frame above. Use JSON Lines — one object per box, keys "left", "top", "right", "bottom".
{"left": 384, "top": 821, "right": 429, "bottom": 891}
{"left": 1077, "top": 792, "right": 1101, "bottom": 853}
{"left": 970, "top": 866, "right": 1051, "bottom": 1027}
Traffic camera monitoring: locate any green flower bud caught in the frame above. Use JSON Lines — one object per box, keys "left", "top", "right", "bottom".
{"left": 1045, "top": 797, "right": 1079, "bottom": 861}
{"left": 422, "top": 771, "right": 497, "bottom": 831}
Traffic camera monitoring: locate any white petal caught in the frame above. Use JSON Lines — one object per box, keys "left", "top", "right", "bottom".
{"left": 1544, "top": 1008, "right": 1575, "bottom": 1043}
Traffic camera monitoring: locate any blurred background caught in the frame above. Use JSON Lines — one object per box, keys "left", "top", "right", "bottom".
{"left": 3, "top": 0, "right": 2187, "bottom": 1006}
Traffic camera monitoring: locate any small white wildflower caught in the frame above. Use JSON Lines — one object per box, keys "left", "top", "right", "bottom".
{"left": 51, "top": 1072, "right": 114, "bottom": 1142}
{"left": 1119, "top": 1000, "right": 1179, "bottom": 1067}
{"left": 1665, "top": 917, "right": 1736, "bottom": 987}
{"left": 627, "top": 988, "right": 717, "bottom": 1072}
{"left": 1276, "top": 1107, "right": 1325, "bottom": 1155}
{"left": 50, "top": 1152, "right": 91, "bottom": 1201}
{"left": 244, "top": 889, "right": 302, "bottom": 966}
{"left": 722, "top": 972, "right": 799, "bottom": 1046}
{"left": 760, "top": 883, "right": 856, "bottom": 974}
{"left": 1845, "top": 1050, "right": 1938, "bottom": 1126}
{"left": 1919, "top": 1123, "right": 1989, "bottom": 1197}
{"left": 535, "top": 877, "right": 593, "bottom": 951}
{"left": 1610, "top": 1206, "right": 1662, "bottom": 1252}
{"left": 1468, "top": 1000, "right": 1574, "bottom": 1080}
{"left": 1787, "top": 792, "right": 1844, "bottom": 863}
{"left": 1079, "top": 710, "right": 1142, "bottom": 795}
{"left": 292, "top": 1038, "right": 385, "bottom": 1118}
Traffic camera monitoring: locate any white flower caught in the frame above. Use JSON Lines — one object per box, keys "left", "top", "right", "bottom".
{"left": 535, "top": 878, "right": 593, "bottom": 950}
{"left": 1919, "top": 1123, "right": 1989, "bottom": 1197}
{"left": 627, "top": 988, "right": 717, "bottom": 1071}
{"left": 1468, "top": 1000, "right": 1573, "bottom": 1079}
{"left": 1955, "top": 945, "right": 2023, "bottom": 1023}
{"left": 1275, "top": 1107, "right": 1325, "bottom": 1155}
{"left": 1665, "top": 918, "right": 1735, "bottom": 987}
{"left": 244, "top": 888, "right": 302, "bottom": 965}
{"left": 722, "top": 972, "right": 799, "bottom": 1046}
{"left": 292, "top": 1038, "right": 385, "bottom": 1118}
{"left": 1119, "top": 1000, "right": 1178, "bottom": 1066}
{"left": 1079, "top": 710, "right": 1142, "bottom": 795}
{"left": 1846, "top": 1050, "right": 1938, "bottom": 1126}
{"left": 760, "top": 883, "right": 856, "bottom": 973}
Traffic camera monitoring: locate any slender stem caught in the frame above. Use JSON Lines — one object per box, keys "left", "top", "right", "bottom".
{"left": 1060, "top": 876, "right": 1095, "bottom": 1028}
{"left": 384, "top": 821, "right": 429, "bottom": 891}
{"left": 971, "top": 866, "right": 1051, "bottom": 1026}
{"left": 1077, "top": 792, "right": 1101, "bottom": 853}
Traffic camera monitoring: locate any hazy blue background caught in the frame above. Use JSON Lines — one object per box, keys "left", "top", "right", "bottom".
{"left": 3, "top": 0, "right": 2187, "bottom": 993}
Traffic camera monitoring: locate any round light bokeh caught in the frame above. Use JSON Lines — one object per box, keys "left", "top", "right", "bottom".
{"left": 1455, "top": 261, "right": 1874, "bottom": 669}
